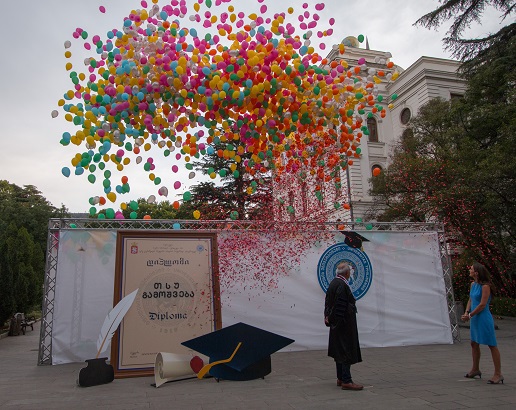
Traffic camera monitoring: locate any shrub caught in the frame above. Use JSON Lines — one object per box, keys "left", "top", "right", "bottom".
{"left": 490, "top": 297, "right": 516, "bottom": 317}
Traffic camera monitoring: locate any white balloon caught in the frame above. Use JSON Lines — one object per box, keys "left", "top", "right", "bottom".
{"left": 148, "top": 195, "right": 156, "bottom": 203}
{"left": 136, "top": 156, "right": 142, "bottom": 164}
{"left": 188, "top": 172, "right": 195, "bottom": 179}
{"left": 64, "top": 40, "right": 71, "bottom": 49}
{"left": 160, "top": 187, "right": 169, "bottom": 197}
{"left": 51, "top": 110, "right": 59, "bottom": 118}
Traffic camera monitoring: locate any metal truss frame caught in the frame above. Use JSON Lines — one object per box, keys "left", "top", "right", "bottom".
{"left": 38, "top": 219, "right": 459, "bottom": 365}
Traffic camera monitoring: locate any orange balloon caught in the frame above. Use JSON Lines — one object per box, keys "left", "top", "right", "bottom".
{"left": 173, "top": 201, "right": 180, "bottom": 209}
{"left": 373, "top": 167, "right": 382, "bottom": 177}
{"left": 143, "top": 214, "right": 151, "bottom": 220}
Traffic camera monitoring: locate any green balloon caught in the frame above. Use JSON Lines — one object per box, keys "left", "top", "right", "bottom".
{"left": 183, "top": 191, "right": 192, "bottom": 201}
{"left": 97, "top": 213, "right": 106, "bottom": 219}
{"left": 357, "top": 34, "right": 364, "bottom": 43}
{"left": 106, "top": 208, "right": 115, "bottom": 219}
{"left": 130, "top": 200, "right": 139, "bottom": 211}
{"left": 130, "top": 211, "right": 138, "bottom": 219}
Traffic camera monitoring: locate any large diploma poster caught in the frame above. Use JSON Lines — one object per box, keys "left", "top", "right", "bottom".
{"left": 111, "top": 231, "right": 221, "bottom": 378}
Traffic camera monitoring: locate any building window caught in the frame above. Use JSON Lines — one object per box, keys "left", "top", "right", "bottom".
{"left": 301, "top": 182, "right": 308, "bottom": 215}
{"left": 288, "top": 190, "right": 295, "bottom": 221}
{"left": 400, "top": 107, "right": 411, "bottom": 125}
{"left": 367, "top": 117, "right": 378, "bottom": 142}
{"left": 371, "top": 165, "right": 382, "bottom": 177}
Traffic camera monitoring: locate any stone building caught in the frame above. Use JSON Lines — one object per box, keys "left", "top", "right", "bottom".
{"left": 273, "top": 38, "right": 467, "bottom": 223}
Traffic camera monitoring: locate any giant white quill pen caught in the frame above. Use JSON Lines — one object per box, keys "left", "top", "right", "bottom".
{"left": 96, "top": 288, "right": 139, "bottom": 358}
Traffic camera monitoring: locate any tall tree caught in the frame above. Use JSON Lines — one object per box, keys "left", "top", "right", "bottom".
{"left": 415, "top": 0, "right": 516, "bottom": 69}
{"left": 118, "top": 198, "right": 179, "bottom": 219}
{"left": 0, "top": 181, "right": 69, "bottom": 253}
{"left": 0, "top": 181, "right": 68, "bottom": 324}
{"left": 0, "top": 228, "right": 16, "bottom": 326}
{"left": 191, "top": 141, "right": 273, "bottom": 220}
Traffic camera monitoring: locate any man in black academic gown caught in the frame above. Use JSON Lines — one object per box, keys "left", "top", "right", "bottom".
{"left": 324, "top": 262, "right": 363, "bottom": 390}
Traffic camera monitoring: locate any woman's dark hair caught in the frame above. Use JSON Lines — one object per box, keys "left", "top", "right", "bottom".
{"left": 473, "top": 262, "right": 496, "bottom": 295}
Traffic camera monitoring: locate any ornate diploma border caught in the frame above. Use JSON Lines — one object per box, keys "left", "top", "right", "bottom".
{"left": 111, "top": 231, "right": 221, "bottom": 378}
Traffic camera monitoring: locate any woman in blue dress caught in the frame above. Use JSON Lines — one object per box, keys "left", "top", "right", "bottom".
{"left": 461, "top": 262, "right": 503, "bottom": 384}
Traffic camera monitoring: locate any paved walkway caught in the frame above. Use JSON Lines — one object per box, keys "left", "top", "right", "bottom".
{"left": 1, "top": 318, "right": 515, "bottom": 409}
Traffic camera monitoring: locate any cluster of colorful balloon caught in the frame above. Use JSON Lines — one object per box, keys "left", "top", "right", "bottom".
{"left": 56, "top": 0, "right": 398, "bottom": 219}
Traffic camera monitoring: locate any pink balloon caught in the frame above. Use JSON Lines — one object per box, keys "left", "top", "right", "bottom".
{"left": 99, "top": 6, "right": 106, "bottom": 13}
{"left": 173, "top": 181, "right": 181, "bottom": 189}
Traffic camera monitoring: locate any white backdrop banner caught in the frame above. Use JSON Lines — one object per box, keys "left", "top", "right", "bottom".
{"left": 51, "top": 229, "right": 452, "bottom": 365}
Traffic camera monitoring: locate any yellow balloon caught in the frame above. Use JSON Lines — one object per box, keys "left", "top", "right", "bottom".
{"left": 107, "top": 192, "right": 117, "bottom": 202}
{"left": 193, "top": 210, "right": 201, "bottom": 219}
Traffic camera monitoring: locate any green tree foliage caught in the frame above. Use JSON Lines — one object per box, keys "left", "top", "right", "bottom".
{"left": 0, "top": 181, "right": 68, "bottom": 324}
{"left": 0, "top": 181, "right": 68, "bottom": 252}
{"left": 415, "top": 0, "right": 516, "bottom": 68}
{"left": 0, "top": 224, "right": 43, "bottom": 325}
{"left": 0, "top": 234, "right": 16, "bottom": 327}
{"left": 118, "top": 198, "right": 179, "bottom": 219}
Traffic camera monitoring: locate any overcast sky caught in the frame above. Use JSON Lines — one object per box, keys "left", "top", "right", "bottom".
{"left": 0, "top": 0, "right": 505, "bottom": 212}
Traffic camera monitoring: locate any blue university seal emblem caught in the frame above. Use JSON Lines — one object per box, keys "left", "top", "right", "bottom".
{"left": 317, "top": 242, "right": 373, "bottom": 300}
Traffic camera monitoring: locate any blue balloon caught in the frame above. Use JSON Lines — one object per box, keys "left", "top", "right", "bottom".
{"left": 61, "top": 167, "right": 71, "bottom": 177}
{"left": 173, "top": 223, "right": 181, "bottom": 230}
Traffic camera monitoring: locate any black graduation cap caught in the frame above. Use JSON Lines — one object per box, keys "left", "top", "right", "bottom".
{"left": 181, "top": 322, "right": 294, "bottom": 381}
{"left": 340, "top": 231, "right": 370, "bottom": 249}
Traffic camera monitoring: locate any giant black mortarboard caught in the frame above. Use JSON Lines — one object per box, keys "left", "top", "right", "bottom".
{"left": 181, "top": 323, "right": 294, "bottom": 381}
{"left": 340, "top": 231, "right": 370, "bottom": 249}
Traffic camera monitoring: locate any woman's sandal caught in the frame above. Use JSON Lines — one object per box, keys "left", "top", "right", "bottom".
{"left": 487, "top": 376, "right": 504, "bottom": 384}
{"left": 464, "top": 371, "right": 482, "bottom": 379}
